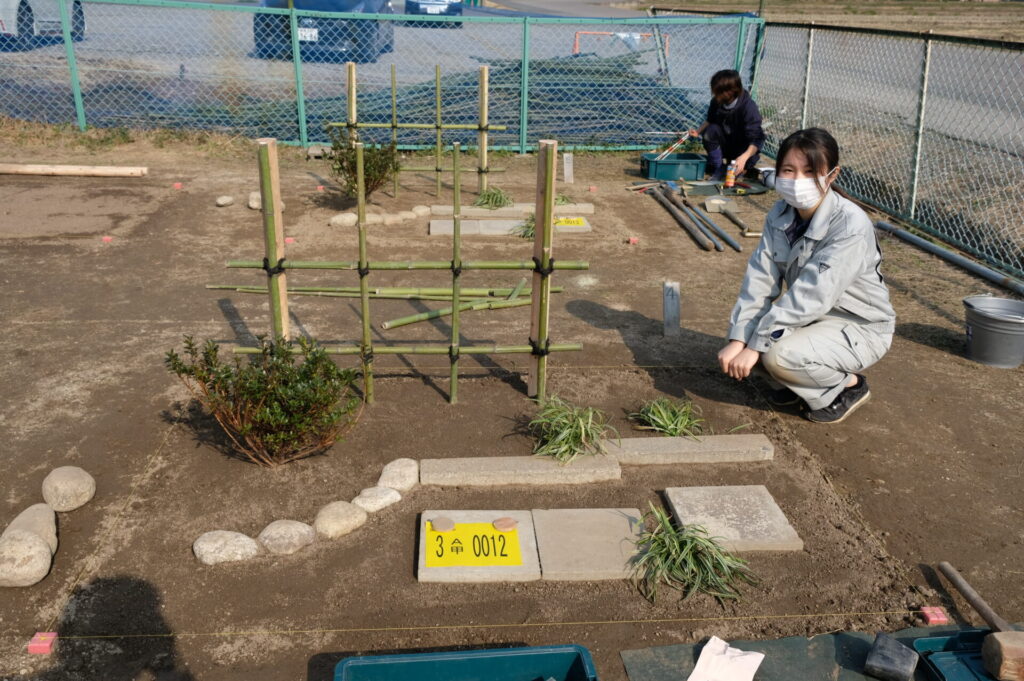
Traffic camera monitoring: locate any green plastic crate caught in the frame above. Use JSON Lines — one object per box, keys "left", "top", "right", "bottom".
{"left": 640, "top": 152, "right": 705, "bottom": 181}
{"left": 334, "top": 644, "right": 599, "bottom": 681}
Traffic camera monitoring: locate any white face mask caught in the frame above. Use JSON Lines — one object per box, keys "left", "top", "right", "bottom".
{"left": 775, "top": 168, "right": 837, "bottom": 210}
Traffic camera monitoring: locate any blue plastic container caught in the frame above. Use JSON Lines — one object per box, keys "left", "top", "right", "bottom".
{"left": 640, "top": 152, "right": 705, "bottom": 181}
{"left": 334, "top": 644, "right": 599, "bottom": 681}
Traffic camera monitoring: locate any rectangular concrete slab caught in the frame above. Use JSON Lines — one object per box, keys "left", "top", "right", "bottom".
{"left": 431, "top": 203, "right": 595, "bottom": 217}
{"left": 665, "top": 485, "right": 803, "bottom": 552}
{"left": 533, "top": 508, "right": 642, "bottom": 581}
{"left": 417, "top": 510, "right": 540, "bottom": 582}
{"left": 429, "top": 217, "right": 592, "bottom": 236}
{"left": 605, "top": 434, "right": 774, "bottom": 465}
{"left": 420, "top": 456, "right": 621, "bottom": 487}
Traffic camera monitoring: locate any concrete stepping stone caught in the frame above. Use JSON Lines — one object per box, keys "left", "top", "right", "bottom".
{"left": 419, "top": 456, "right": 620, "bottom": 487}
{"left": 533, "top": 508, "right": 642, "bottom": 581}
{"left": 417, "top": 510, "right": 540, "bottom": 583}
{"left": 605, "top": 434, "right": 774, "bottom": 465}
{"left": 664, "top": 485, "right": 803, "bottom": 552}
{"left": 430, "top": 203, "right": 595, "bottom": 217}
{"left": 429, "top": 217, "right": 592, "bottom": 236}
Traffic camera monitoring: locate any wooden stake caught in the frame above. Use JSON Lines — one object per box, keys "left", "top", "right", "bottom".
{"left": 346, "top": 62, "right": 358, "bottom": 143}
{"left": 256, "top": 138, "right": 289, "bottom": 340}
{"left": 450, "top": 142, "right": 462, "bottom": 404}
{"left": 528, "top": 140, "right": 557, "bottom": 400}
{"left": 663, "top": 281, "right": 680, "bottom": 336}
{"left": 355, "top": 142, "right": 374, "bottom": 403}
{"left": 435, "top": 65, "right": 443, "bottom": 197}
{"left": 478, "top": 65, "right": 489, "bottom": 193}
{"left": 0, "top": 163, "right": 147, "bottom": 177}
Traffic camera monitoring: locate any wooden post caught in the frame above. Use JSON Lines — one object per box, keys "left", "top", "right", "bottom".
{"left": 256, "top": 138, "right": 289, "bottom": 340}
{"left": 527, "top": 140, "right": 557, "bottom": 400}
{"left": 478, "top": 65, "right": 489, "bottom": 193}
{"left": 391, "top": 63, "right": 399, "bottom": 198}
{"left": 355, "top": 142, "right": 374, "bottom": 403}
{"left": 435, "top": 65, "right": 443, "bottom": 197}
{"left": 663, "top": 281, "right": 680, "bottom": 336}
{"left": 562, "top": 152, "right": 574, "bottom": 184}
{"left": 347, "top": 61, "right": 358, "bottom": 142}
{"left": 450, "top": 142, "right": 462, "bottom": 404}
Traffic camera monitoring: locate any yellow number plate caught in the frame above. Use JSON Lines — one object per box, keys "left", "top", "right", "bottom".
{"left": 554, "top": 217, "right": 585, "bottom": 227}
{"left": 424, "top": 522, "right": 523, "bottom": 567}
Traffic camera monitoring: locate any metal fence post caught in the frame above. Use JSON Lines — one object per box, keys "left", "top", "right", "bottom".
{"left": 908, "top": 33, "right": 933, "bottom": 220}
{"left": 288, "top": 4, "right": 309, "bottom": 146}
{"left": 749, "top": 20, "right": 766, "bottom": 99}
{"left": 519, "top": 17, "right": 531, "bottom": 154}
{"left": 57, "top": 0, "right": 87, "bottom": 132}
{"left": 733, "top": 17, "right": 748, "bottom": 72}
{"left": 799, "top": 24, "right": 815, "bottom": 130}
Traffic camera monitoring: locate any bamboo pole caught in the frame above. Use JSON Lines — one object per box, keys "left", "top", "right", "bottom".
{"left": 0, "top": 164, "right": 147, "bottom": 177}
{"left": 326, "top": 122, "right": 507, "bottom": 131}
{"left": 528, "top": 139, "right": 557, "bottom": 400}
{"left": 347, "top": 62, "right": 358, "bottom": 142}
{"left": 227, "top": 260, "right": 589, "bottom": 271}
{"left": 449, "top": 142, "right": 462, "bottom": 403}
{"left": 256, "top": 138, "right": 289, "bottom": 340}
{"left": 381, "top": 298, "right": 531, "bottom": 330}
{"left": 391, "top": 63, "right": 399, "bottom": 199}
{"left": 435, "top": 64, "right": 443, "bottom": 197}
{"left": 356, "top": 142, "right": 373, "bottom": 403}
{"left": 208, "top": 284, "right": 562, "bottom": 296}
{"left": 478, "top": 65, "right": 489, "bottom": 193}
{"left": 236, "top": 343, "right": 583, "bottom": 356}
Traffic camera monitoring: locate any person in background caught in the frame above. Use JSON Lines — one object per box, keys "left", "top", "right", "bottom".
{"left": 689, "top": 69, "right": 765, "bottom": 181}
{"left": 717, "top": 128, "right": 895, "bottom": 424}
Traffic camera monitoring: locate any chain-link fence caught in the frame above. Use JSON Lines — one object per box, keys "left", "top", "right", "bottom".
{"left": 0, "top": 0, "right": 759, "bottom": 151}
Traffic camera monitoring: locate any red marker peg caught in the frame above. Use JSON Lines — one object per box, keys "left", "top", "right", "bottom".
{"left": 101, "top": 236, "right": 113, "bottom": 243}
{"left": 172, "top": 182, "right": 183, "bottom": 190}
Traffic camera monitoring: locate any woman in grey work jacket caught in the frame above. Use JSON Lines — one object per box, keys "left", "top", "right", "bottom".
{"left": 717, "top": 128, "right": 895, "bottom": 424}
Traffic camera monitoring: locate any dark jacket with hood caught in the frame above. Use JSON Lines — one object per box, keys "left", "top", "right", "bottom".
{"left": 706, "top": 90, "right": 765, "bottom": 152}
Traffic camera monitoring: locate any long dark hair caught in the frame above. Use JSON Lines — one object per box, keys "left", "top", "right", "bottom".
{"left": 775, "top": 128, "right": 847, "bottom": 197}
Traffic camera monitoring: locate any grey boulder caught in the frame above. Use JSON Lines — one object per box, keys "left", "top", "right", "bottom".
{"left": 314, "top": 501, "right": 367, "bottom": 539}
{"left": 352, "top": 486, "right": 401, "bottom": 513}
{"left": 377, "top": 458, "right": 418, "bottom": 492}
{"left": 257, "top": 520, "right": 315, "bottom": 555}
{"left": 193, "top": 530, "right": 260, "bottom": 565}
{"left": 42, "top": 466, "right": 96, "bottom": 512}
{"left": 0, "top": 529, "right": 52, "bottom": 587}
{"left": 2, "top": 503, "right": 57, "bottom": 554}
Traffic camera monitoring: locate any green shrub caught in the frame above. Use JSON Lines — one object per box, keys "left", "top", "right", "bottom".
{"left": 529, "top": 396, "right": 617, "bottom": 465}
{"left": 629, "top": 397, "right": 704, "bottom": 437}
{"left": 165, "top": 336, "right": 361, "bottom": 467}
{"left": 328, "top": 128, "right": 400, "bottom": 199}
{"left": 510, "top": 213, "right": 535, "bottom": 239}
{"left": 473, "top": 187, "right": 514, "bottom": 209}
{"left": 632, "top": 503, "right": 758, "bottom": 603}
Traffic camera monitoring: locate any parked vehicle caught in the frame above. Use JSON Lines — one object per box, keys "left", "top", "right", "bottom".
{"left": 253, "top": 0, "right": 395, "bottom": 63}
{"left": 0, "top": 0, "right": 84, "bottom": 50}
{"left": 404, "top": 0, "right": 462, "bottom": 18}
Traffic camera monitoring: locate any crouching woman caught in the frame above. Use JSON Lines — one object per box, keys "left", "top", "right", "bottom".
{"left": 717, "top": 128, "right": 895, "bottom": 423}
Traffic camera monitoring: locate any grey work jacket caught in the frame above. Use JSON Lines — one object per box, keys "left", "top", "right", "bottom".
{"left": 727, "top": 190, "right": 895, "bottom": 353}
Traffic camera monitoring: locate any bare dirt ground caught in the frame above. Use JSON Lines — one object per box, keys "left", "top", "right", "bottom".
{"left": 646, "top": 0, "right": 1024, "bottom": 42}
{"left": 0, "top": 124, "right": 1021, "bottom": 680}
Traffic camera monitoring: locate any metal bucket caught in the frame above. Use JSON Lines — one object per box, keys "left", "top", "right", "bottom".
{"left": 963, "top": 295, "right": 1024, "bottom": 368}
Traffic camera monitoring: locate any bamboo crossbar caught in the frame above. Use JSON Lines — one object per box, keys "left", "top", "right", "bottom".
{"left": 326, "top": 122, "right": 507, "bottom": 131}
{"left": 381, "top": 297, "right": 532, "bottom": 330}
{"left": 400, "top": 166, "right": 506, "bottom": 173}
{"left": 226, "top": 260, "right": 589, "bottom": 271}
{"left": 206, "top": 285, "right": 563, "bottom": 296}
{"left": 234, "top": 343, "right": 583, "bottom": 356}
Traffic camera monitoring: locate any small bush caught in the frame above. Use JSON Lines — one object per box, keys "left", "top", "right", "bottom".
{"left": 328, "top": 128, "right": 400, "bottom": 199}
{"left": 473, "top": 187, "right": 514, "bottom": 209}
{"left": 629, "top": 397, "right": 704, "bottom": 438}
{"left": 165, "top": 336, "right": 361, "bottom": 467}
{"left": 510, "top": 213, "right": 535, "bottom": 239}
{"left": 529, "top": 396, "right": 617, "bottom": 465}
{"left": 554, "top": 192, "right": 572, "bottom": 205}
{"left": 632, "top": 503, "right": 758, "bottom": 604}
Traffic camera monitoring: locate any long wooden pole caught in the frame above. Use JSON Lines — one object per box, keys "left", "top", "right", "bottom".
{"left": 228, "top": 259, "right": 588, "bottom": 271}
{"left": 478, "top": 65, "right": 489, "bottom": 193}
{"left": 0, "top": 164, "right": 147, "bottom": 177}
{"left": 356, "top": 142, "right": 374, "bottom": 403}
{"left": 435, "top": 64, "right": 443, "bottom": 197}
{"left": 449, "top": 142, "right": 462, "bottom": 404}
{"left": 236, "top": 343, "right": 583, "bottom": 356}
{"left": 528, "top": 139, "right": 557, "bottom": 400}
{"left": 391, "top": 63, "right": 399, "bottom": 199}
{"left": 347, "top": 61, "right": 358, "bottom": 142}
{"left": 256, "top": 138, "right": 289, "bottom": 340}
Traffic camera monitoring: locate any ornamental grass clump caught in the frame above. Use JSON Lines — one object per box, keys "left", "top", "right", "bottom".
{"left": 473, "top": 186, "right": 514, "bottom": 210}
{"left": 165, "top": 335, "right": 361, "bottom": 467}
{"left": 529, "top": 396, "right": 617, "bottom": 465}
{"left": 629, "top": 397, "right": 705, "bottom": 438}
{"left": 328, "top": 128, "right": 400, "bottom": 199}
{"left": 632, "top": 503, "right": 758, "bottom": 604}
{"left": 511, "top": 213, "right": 535, "bottom": 239}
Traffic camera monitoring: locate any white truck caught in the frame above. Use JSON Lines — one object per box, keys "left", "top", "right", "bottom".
{"left": 0, "top": 0, "right": 84, "bottom": 49}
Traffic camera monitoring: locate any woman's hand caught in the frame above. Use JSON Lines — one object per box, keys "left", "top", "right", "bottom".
{"left": 688, "top": 128, "right": 699, "bottom": 138}
{"left": 717, "top": 340, "right": 746, "bottom": 373}
{"left": 727, "top": 348, "right": 761, "bottom": 380}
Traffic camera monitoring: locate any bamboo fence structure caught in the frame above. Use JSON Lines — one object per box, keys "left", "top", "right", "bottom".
{"left": 328, "top": 63, "right": 507, "bottom": 197}
{"left": 221, "top": 136, "right": 586, "bottom": 404}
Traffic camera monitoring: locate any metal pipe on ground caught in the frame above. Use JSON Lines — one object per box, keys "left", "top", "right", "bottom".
{"left": 661, "top": 187, "right": 723, "bottom": 251}
{"left": 649, "top": 188, "right": 714, "bottom": 251}
{"left": 670, "top": 192, "right": 742, "bottom": 252}
{"left": 875, "top": 221, "right": 1024, "bottom": 296}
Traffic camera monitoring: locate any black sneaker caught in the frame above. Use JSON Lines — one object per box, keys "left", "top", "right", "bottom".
{"left": 766, "top": 386, "right": 801, "bottom": 406}
{"left": 806, "top": 375, "right": 871, "bottom": 424}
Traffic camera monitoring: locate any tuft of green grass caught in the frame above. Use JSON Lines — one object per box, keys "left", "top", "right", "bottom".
{"left": 529, "top": 396, "right": 617, "bottom": 465}
{"left": 554, "top": 192, "right": 572, "bottom": 205}
{"left": 511, "top": 213, "right": 535, "bottom": 239}
{"left": 473, "top": 186, "right": 514, "bottom": 210}
{"left": 631, "top": 503, "right": 758, "bottom": 603}
{"left": 629, "top": 397, "right": 704, "bottom": 438}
